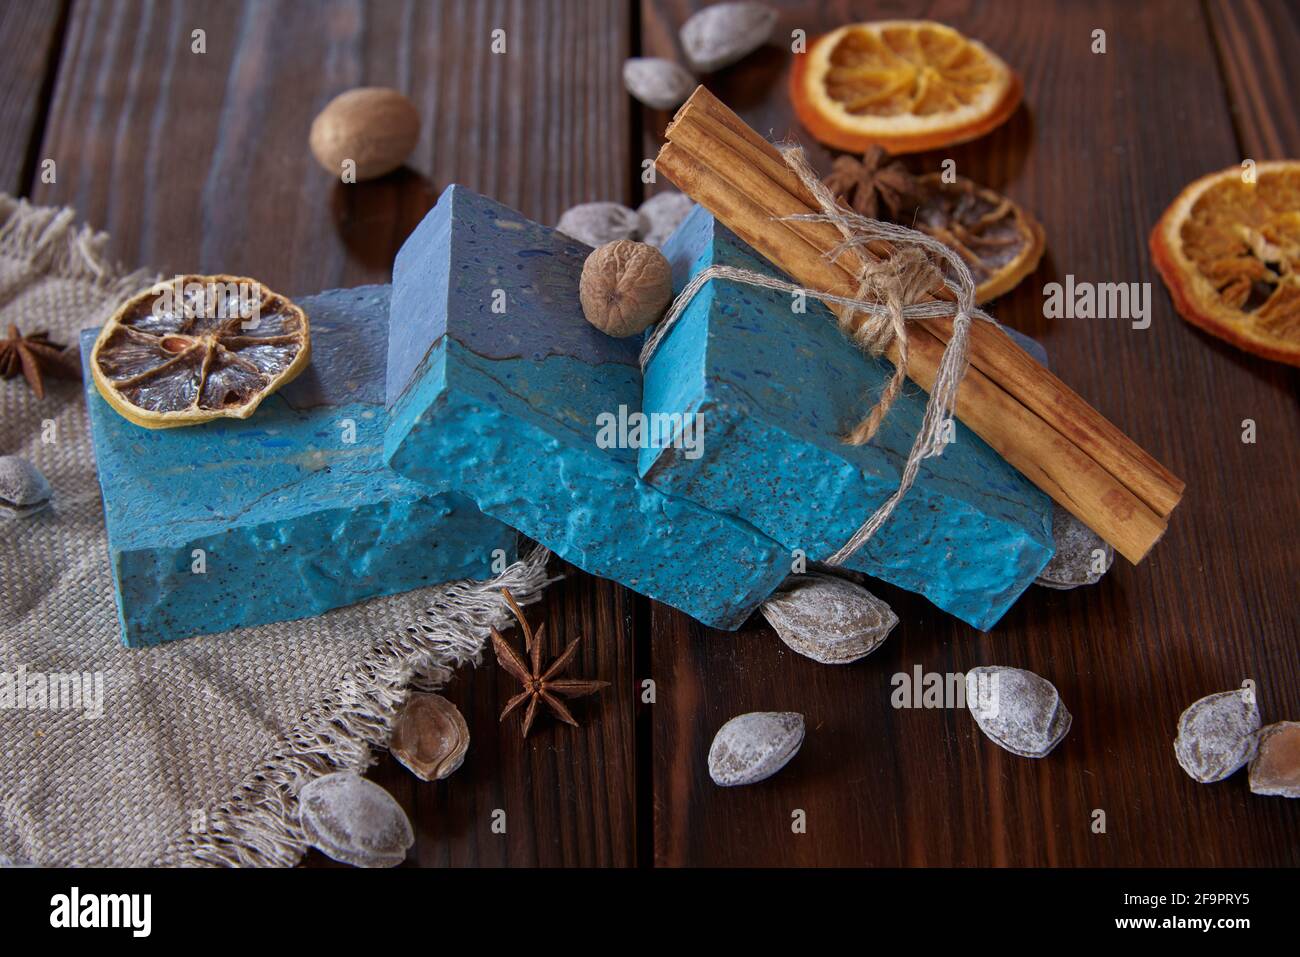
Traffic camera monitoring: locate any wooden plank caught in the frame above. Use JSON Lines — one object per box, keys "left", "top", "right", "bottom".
{"left": 1205, "top": 0, "right": 1300, "bottom": 158}
{"left": 0, "top": 0, "right": 67, "bottom": 195}
{"left": 35, "top": 0, "right": 637, "bottom": 867}
{"left": 646, "top": 0, "right": 1300, "bottom": 866}
{"left": 373, "top": 564, "right": 639, "bottom": 868}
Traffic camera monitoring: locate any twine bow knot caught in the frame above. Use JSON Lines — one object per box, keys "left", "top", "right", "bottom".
{"left": 639, "top": 143, "right": 994, "bottom": 564}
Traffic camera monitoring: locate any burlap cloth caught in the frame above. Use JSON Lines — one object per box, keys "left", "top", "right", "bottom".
{"left": 0, "top": 195, "right": 552, "bottom": 867}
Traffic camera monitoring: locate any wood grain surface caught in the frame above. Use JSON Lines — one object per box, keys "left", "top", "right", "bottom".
{"left": 1206, "top": 0, "right": 1300, "bottom": 162}
{"left": 642, "top": 0, "right": 1299, "bottom": 867}
{"left": 0, "top": 0, "right": 67, "bottom": 195}
{"left": 2, "top": 0, "right": 1296, "bottom": 867}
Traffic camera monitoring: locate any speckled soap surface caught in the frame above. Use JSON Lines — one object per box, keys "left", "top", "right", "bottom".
{"left": 642, "top": 208, "right": 1054, "bottom": 630}
{"left": 82, "top": 284, "right": 515, "bottom": 648}
{"left": 383, "top": 185, "right": 789, "bottom": 630}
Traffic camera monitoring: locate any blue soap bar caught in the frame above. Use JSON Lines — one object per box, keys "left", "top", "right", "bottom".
{"left": 82, "top": 285, "right": 515, "bottom": 648}
{"left": 383, "top": 185, "right": 790, "bottom": 630}
{"left": 641, "top": 208, "right": 1054, "bottom": 630}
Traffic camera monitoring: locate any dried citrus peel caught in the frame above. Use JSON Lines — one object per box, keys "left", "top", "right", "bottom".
{"left": 791, "top": 20, "right": 1021, "bottom": 154}
{"left": 909, "top": 173, "right": 1046, "bottom": 304}
{"left": 91, "top": 274, "right": 311, "bottom": 428}
{"left": 1150, "top": 161, "right": 1300, "bottom": 366}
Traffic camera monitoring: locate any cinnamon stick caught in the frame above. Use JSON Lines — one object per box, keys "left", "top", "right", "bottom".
{"left": 656, "top": 88, "right": 1181, "bottom": 563}
{"left": 657, "top": 139, "right": 1166, "bottom": 563}
{"left": 676, "top": 87, "right": 1184, "bottom": 520}
{"left": 924, "top": 317, "right": 1185, "bottom": 517}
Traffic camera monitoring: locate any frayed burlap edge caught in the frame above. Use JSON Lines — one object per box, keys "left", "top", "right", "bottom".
{"left": 159, "top": 546, "right": 557, "bottom": 868}
{"left": 0, "top": 194, "right": 156, "bottom": 306}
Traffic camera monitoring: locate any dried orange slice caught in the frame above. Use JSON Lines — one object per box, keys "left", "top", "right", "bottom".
{"left": 790, "top": 20, "right": 1021, "bottom": 154}
{"left": 909, "top": 173, "right": 1045, "bottom": 304}
{"left": 1151, "top": 161, "right": 1300, "bottom": 366}
{"left": 91, "top": 274, "right": 311, "bottom": 428}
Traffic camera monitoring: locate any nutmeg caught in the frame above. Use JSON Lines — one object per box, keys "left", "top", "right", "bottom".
{"left": 579, "top": 240, "right": 673, "bottom": 338}
{"left": 309, "top": 87, "right": 420, "bottom": 181}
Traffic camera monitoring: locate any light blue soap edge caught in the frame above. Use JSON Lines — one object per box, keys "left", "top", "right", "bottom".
{"left": 81, "top": 284, "right": 516, "bottom": 647}
{"left": 384, "top": 184, "right": 793, "bottom": 630}
{"left": 386, "top": 337, "right": 790, "bottom": 630}
{"left": 641, "top": 206, "right": 1054, "bottom": 630}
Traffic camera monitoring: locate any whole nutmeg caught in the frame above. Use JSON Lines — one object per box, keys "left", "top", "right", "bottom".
{"left": 309, "top": 87, "right": 420, "bottom": 181}
{"left": 579, "top": 240, "right": 673, "bottom": 338}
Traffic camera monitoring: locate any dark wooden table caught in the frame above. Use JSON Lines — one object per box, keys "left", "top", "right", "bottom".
{"left": 4, "top": 0, "right": 1296, "bottom": 867}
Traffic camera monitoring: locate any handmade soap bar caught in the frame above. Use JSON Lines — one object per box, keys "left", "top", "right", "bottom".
{"left": 82, "top": 285, "right": 515, "bottom": 648}
{"left": 641, "top": 208, "right": 1054, "bottom": 630}
{"left": 383, "top": 185, "right": 789, "bottom": 629}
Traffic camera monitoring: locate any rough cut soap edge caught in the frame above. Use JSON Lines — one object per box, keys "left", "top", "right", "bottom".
{"left": 154, "top": 545, "right": 555, "bottom": 867}
{"left": 79, "top": 323, "right": 516, "bottom": 646}
{"left": 389, "top": 355, "right": 790, "bottom": 630}
{"left": 387, "top": 185, "right": 454, "bottom": 407}
{"left": 642, "top": 367, "right": 1051, "bottom": 631}
{"left": 109, "top": 494, "right": 515, "bottom": 647}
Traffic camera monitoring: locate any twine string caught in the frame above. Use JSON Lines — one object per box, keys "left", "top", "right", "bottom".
{"left": 639, "top": 144, "right": 995, "bottom": 564}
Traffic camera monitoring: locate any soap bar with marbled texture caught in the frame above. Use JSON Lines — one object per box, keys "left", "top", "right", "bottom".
{"left": 640, "top": 207, "right": 1054, "bottom": 630}
{"left": 82, "top": 284, "right": 515, "bottom": 648}
{"left": 383, "top": 185, "right": 790, "bottom": 630}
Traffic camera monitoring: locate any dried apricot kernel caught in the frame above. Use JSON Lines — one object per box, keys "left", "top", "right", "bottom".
{"left": 681, "top": 2, "right": 777, "bottom": 73}
{"left": 966, "top": 666, "right": 1071, "bottom": 758}
{"left": 298, "top": 771, "right": 413, "bottom": 868}
{"left": 1249, "top": 721, "right": 1300, "bottom": 798}
{"left": 760, "top": 572, "right": 897, "bottom": 664}
{"left": 639, "top": 191, "right": 695, "bottom": 248}
{"left": 0, "top": 456, "right": 52, "bottom": 519}
{"left": 557, "top": 202, "right": 646, "bottom": 247}
{"left": 389, "top": 693, "right": 469, "bottom": 782}
{"left": 623, "top": 57, "right": 695, "bottom": 111}
{"left": 708, "top": 711, "right": 804, "bottom": 786}
{"left": 1035, "top": 503, "right": 1114, "bottom": 589}
{"left": 1174, "top": 688, "right": 1260, "bottom": 783}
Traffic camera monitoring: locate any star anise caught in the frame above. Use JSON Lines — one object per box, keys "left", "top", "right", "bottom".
{"left": 491, "top": 587, "right": 609, "bottom": 738}
{"left": 0, "top": 324, "right": 82, "bottom": 399}
{"left": 822, "top": 146, "right": 920, "bottom": 221}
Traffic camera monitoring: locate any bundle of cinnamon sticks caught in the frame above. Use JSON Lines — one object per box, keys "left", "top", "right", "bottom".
{"left": 656, "top": 87, "right": 1183, "bottom": 564}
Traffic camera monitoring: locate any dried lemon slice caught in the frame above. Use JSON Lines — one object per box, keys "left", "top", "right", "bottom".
{"left": 790, "top": 20, "right": 1021, "bottom": 154}
{"left": 908, "top": 173, "right": 1045, "bottom": 304}
{"left": 1151, "top": 161, "right": 1300, "bottom": 366}
{"left": 91, "top": 274, "right": 311, "bottom": 428}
